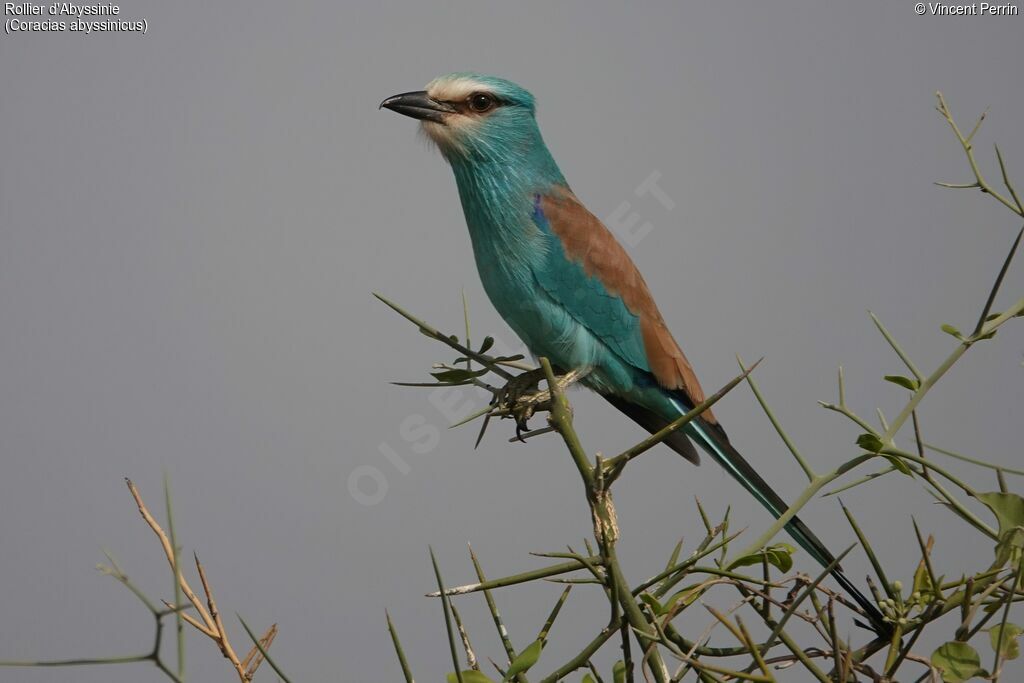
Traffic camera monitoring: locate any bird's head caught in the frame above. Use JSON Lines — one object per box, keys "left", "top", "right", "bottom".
{"left": 380, "top": 73, "right": 543, "bottom": 165}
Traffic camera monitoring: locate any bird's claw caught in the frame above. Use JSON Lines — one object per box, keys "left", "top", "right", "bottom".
{"left": 491, "top": 367, "right": 550, "bottom": 435}
{"left": 488, "top": 366, "right": 587, "bottom": 442}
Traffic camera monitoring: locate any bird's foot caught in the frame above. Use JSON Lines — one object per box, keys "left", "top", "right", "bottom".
{"left": 491, "top": 367, "right": 549, "bottom": 437}
{"left": 491, "top": 366, "right": 590, "bottom": 441}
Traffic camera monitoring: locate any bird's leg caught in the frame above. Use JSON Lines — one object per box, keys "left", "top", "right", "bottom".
{"left": 491, "top": 366, "right": 590, "bottom": 440}
{"left": 492, "top": 367, "right": 549, "bottom": 438}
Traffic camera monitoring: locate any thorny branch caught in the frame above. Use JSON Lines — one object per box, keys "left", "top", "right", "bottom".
{"left": 380, "top": 93, "right": 1024, "bottom": 683}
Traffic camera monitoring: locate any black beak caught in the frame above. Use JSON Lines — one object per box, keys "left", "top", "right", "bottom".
{"left": 379, "top": 90, "right": 455, "bottom": 124}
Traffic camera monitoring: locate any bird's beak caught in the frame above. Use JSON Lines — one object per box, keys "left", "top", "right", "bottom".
{"left": 379, "top": 90, "right": 455, "bottom": 124}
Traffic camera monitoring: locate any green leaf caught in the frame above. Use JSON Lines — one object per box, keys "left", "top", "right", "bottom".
{"left": 883, "top": 454, "right": 914, "bottom": 476}
{"left": 995, "top": 527, "right": 1024, "bottom": 568}
{"left": 612, "top": 660, "right": 626, "bottom": 683}
{"left": 912, "top": 555, "right": 934, "bottom": 602}
{"left": 582, "top": 676, "right": 596, "bottom": 683}
{"left": 431, "top": 368, "right": 490, "bottom": 383}
{"left": 639, "top": 592, "right": 664, "bottom": 615}
{"left": 975, "top": 492, "right": 1024, "bottom": 565}
{"left": 983, "top": 599, "right": 1003, "bottom": 616}
{"left": 448, "top": 672, "right": 496, "bottom": 683}
{"left": 856, "top": 433, "right": 885, "bottom": 453}
{"left": 976, "top": 492, "right": 1024, "bottom": 534}
{"left": 491, "top": 354, "right": 525, "bottom": 363}
{"left": 728, "top": 543, "right": 796, "bottom": 573}
{"left": 988, "top": 623, "right": 1023, "bottom": 661}
{"left": 941, "top": 323, "right": 965, "bottom": 340}
{"left": 663, "top": 581, "right": 712, "bottom": 612}
{"left": 884, "top": 374, "right": 920, "bottom": 391}
{"left": 503, "top": 639, "right": 543, "bottom": 681}
{"left": 478, "top": 336, "right": 495, "bottom": 353}
{"left": 930, "top": 641, "right": 984, "bottom": 682}
{"left": 766, "top": 543, "right": 796, "bottom": 572}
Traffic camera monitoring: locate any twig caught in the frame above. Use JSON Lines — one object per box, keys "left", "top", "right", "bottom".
{"left": 604, "top": 359, "right": 762, "bottom": 480}
{"left": 737, "top": 355, "right": 814, "bottom": 482}
{"left": 934, "top": 92, "right": 1023, "bottom": 218}
{"left": 237, "top": 615, "right": 292, "bottom": 683}
{"left": 127, "top": 479, "right": 275, "bottom": 682}
{"left": 430, "top": 547, "right": 465, "bottom": 683}
{"left": 386, "top": 611, "right": 415, "bottom": 683}
{"left": 992, "top": 562, "right": 1024, "bottom": 680}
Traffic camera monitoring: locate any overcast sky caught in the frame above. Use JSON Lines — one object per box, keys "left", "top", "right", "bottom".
{"left": 1, "top": 2, "right": 1022, "bottom": 681}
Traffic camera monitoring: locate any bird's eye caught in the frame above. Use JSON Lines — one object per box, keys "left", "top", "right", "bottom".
{"left": 468, "top": 92, "right": 496, "bottom": 113}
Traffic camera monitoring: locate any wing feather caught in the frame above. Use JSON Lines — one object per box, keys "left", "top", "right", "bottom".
{"left": 535, "top": 187, "right": 716, "bottom": 423}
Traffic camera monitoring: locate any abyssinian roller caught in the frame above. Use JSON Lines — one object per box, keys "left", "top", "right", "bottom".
{"left": 381, "top": 73, "right": 886, "bottom": 633}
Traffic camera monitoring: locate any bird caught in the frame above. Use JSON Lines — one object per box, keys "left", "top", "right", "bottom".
{"left": 381, "top": 72, "right": 887, "bottom": 634}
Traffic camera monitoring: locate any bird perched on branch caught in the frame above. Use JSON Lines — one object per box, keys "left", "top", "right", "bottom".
{"left": 381, "top": 72, "right": 887, "bottom": 634}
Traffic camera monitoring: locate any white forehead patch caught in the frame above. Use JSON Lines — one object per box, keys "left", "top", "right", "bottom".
{"left": 426, "top": 76, "right": 490, "bottom": 103}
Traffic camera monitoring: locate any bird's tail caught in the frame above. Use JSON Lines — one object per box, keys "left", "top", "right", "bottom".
{"left": 687, "top": 416, "right": 888, "bottom": 634}
{"left": 606, "top": 393, "right": 890, "bottom": 636}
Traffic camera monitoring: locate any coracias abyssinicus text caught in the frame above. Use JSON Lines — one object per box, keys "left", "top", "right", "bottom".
{"left": 381, "top": 73, "right": 886, "bottom": 634}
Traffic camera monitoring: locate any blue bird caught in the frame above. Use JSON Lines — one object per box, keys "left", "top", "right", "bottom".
{"left": 382, "top": 73, "right": 886, "bottom": 633}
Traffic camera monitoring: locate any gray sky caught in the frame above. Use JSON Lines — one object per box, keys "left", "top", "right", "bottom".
{"left": 1, "top": 2, "right": 1022, "bottom": 681}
